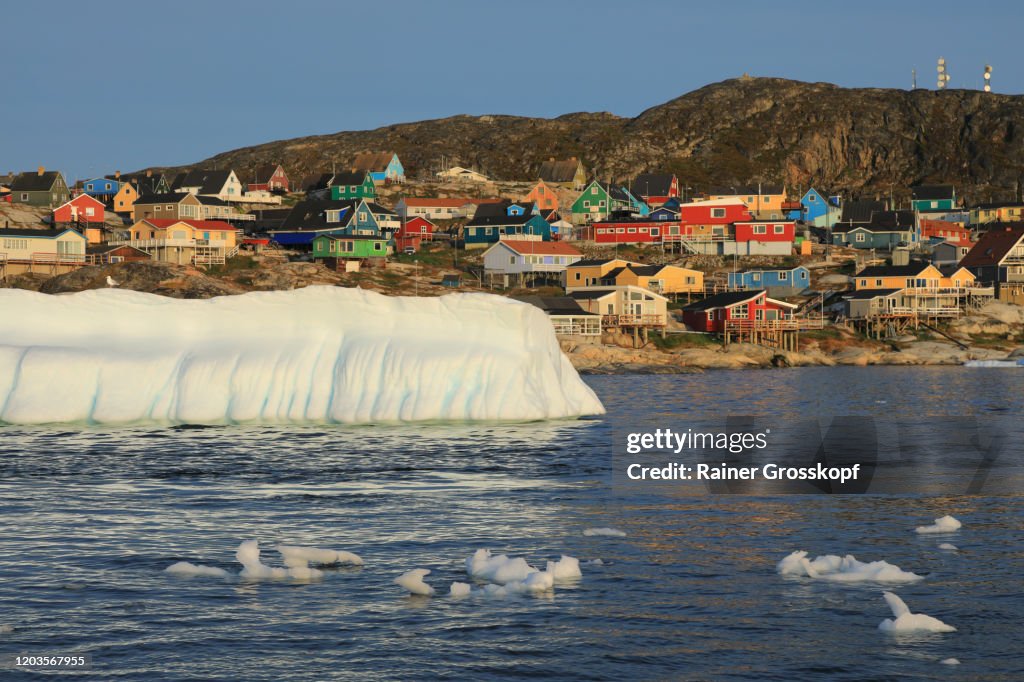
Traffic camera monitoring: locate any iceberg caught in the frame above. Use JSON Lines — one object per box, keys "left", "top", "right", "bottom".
{"left": 0, "top": 287, "right": 604, "bottom": 425}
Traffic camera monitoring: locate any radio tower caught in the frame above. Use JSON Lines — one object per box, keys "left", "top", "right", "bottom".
{"left": 984, "top": 65, "right": 993, "bottom": 92}
{"left": 937, "top": 57, "right": 951, "bottom": 89}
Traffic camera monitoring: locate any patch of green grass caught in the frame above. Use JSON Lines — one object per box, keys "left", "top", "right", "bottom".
{"left": 205, "top": 255, "right": 257, "bottom": 275}
{"left": 650, "top": 332, "right": 720, "bottom": 350}
{"left": 391, "top": 245, "right": 457, "bottom": 268}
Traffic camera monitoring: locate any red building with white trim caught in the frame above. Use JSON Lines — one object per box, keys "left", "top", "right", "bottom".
{"left": 52, "top": 194, "right": 105, "bottom": 226}
{"left": 585, "top": 219, "right": 667, "bottom": 244}
{"left": 681, "top": 290, "right": 797, "bottom": 333}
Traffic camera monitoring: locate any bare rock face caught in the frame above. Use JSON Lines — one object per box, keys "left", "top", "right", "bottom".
{"left": 38, "top": 262, "right": 245, "bottom": 298}
{"left": 152, "top": 77, "right": 1024, "bottom": 198}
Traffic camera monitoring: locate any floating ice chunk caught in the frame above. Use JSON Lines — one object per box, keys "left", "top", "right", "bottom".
{"left": 165, "top": 561, "right": 230, "bottom": 578}
{"left": 583, "top": 528, "right": 626, "bottom": 537}
{"left": 235, "top": 540, "right": 322, "bottom": 580}
{"left": 940, "top": 658, "right": 961, "bottom": 665}
{"left": 879, "top": 592, "right": 956, "bottom": 633}
{"left": 586, "top": 559, "right": 605, "bottom": 566}
{"left": 938, "top": 543, "right": 959, "bottom": 551}
{"left": 275, "top": 545, "right": 363, "bottom": 568}
{"left": 916, "top": 516, "right": 962, "bottom": 534}
{"left": 0, "top": 624, "right": 13, "bottom": 634}
{"left": 546, "top": 555, "right": 582, "bottom": 583}
{"left": 449, "top": 582, "right": 472, "bottom": 598}
{"left": 0, "top": 288, "right": 605, "bottom": 425}
{"left": 466, "top": 549, "right": 539, "bottom": 584}
{"left": 777, "top": 551, "right": 923, "bottom": 583}
{"left": 395, "top": 569, "right": 434, "bottom": 596}
{"left": 482, "top": 584, "right": 508, "bottom": 599}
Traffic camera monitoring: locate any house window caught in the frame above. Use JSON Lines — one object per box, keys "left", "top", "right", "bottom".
{"left": 855, "top": 233, "right": 866, "bottom": 242}
{"left": 627, "top": 228, "right": 637, "bottom": 234}
{"left": 779, "top": 271, "right": 788, "bottom": 281}
{"left": 875, "top": 279, "right": 882, "bottom": 287}
{"left": 752, "top": 273, "right": 761, "bottom": 281}
{"left": 733, "top": 303, "right": 749, "bottom": 318}
{"left": 591, "top": 187, "right": 598, "bottom": 195}
{"left": 374, "top": 243, "right": 382, "bottom": 251}
{"left": 773, "top": 224, "right": 784, "bottom": 234}
{"left": 166, "top": 205, "right": 173, "bottom": 211}
{"left": 616, "top": 228, "right": 625, "bottom": 234}
{"left": 509, "top": 255, "right": 516, "bottom": 265}
{"left": 808, "top": 195, "right": 817, "bottom": 202}
{"left": 712, "top": 208, "right": 726, "bottom": 218}
{"left": 574, "top": 272, "right": 581, "bottom": 281}
{"left": 155, "top": 206, "right": 162, "bottom": 212}
{"left": 651, "top": 228, "right": 659, "bottom": 236}
{"left": 756, "top": 309, "right": 764, "bottom": 321}
{"left": 753, "top": 225, "right": 766, "bottom": 234}
{"left": 584, "top": 200, "right": 590, "bottom": 207}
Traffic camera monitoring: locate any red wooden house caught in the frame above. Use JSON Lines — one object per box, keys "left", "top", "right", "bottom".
{"left": 585, "top": 219, "right": 667, "bottom": 244}
{"left": 920, "top": 219, "right": 971, "bottom": 244}
{"left": 394, "top": 216, "right": 438, "bottom": 252}
{"left": 681, "top": 290, "right": 797, "bottom": 333}
{"left": 733, "top": 220, "right": 796, "bottom": 243}
{"left": 53, "top": 194, "right": 105, "bottom": 226}
{"left": 247, "top": 164, "right": 289, "bottom": 193}
{"left": 674, "top": 199, "right": 752, "bottom": 241}
{"left": 630, "top": 173, "right": 679, "bottom": 207}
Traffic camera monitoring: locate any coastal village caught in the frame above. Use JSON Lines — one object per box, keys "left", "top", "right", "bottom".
{"left": 3, "top": 155, "right": 1024, "bottom": 370}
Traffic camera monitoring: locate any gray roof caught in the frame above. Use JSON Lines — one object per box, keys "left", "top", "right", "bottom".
{"left": 631, "top": 173, "right": 675, "bottom": 197}
{"left": 10, "top": 171, "right": 64, "bottom": 192}
{"left": 172, "top": 169, "right": 233, "bottom": 194}
{"left": 538, "top": 159, "right": 581, "bottom": 183}
{"left": 514, "top": 296, "right": 598, "bottom": 316}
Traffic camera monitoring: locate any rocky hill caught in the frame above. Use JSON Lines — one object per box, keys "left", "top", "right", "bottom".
{"left": 154, "top": 77, "right": 1024, "bottom": 201}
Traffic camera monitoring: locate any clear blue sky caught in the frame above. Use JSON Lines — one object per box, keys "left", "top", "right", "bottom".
{"left": 2, "top": 0, "right": 1020, "bottom": 182}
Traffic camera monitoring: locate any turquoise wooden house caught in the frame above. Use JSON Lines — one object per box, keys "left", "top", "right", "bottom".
{"left": 911, "top": 185, "right": 957, "bottom": 212}
{"left": 330, "top": 171, "right": 377, "bottom": 201}
{"left": 352, "top": 152, "right": 405, "bottom": 185}
{"left": 464, "top": 200, "right": 550, "bottom": 248}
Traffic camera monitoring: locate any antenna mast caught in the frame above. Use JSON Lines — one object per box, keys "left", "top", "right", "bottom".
{"left": 937, "top": 57, "right": 950, "bottom": 89}
{"left": 984, "top": 64, "right": 993, "bottom": 92}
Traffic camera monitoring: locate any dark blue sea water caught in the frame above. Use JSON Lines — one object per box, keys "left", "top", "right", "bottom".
{"left": 1, "top": 367, "right": 1022, "bottom": 680}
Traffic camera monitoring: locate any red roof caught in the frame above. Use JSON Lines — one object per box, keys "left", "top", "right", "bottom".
{"left": 141, "top": 219, "right": 237, "bottom": 232}
{"left": 959, "top": 224, "right": 1024, "bottom": 268}
{"left": 495, "top": 240, "right": 582, "bottom": 256}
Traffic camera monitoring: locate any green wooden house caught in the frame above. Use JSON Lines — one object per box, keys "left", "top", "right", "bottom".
{"left": 571, "top": 181, "right": 646, "bottom": 224}
{"left": 10, "top": 168, "right": 70, "bottom": 208}
{"left": 330, "top": 171, "right": 377, "bottom": 201}
{"left": 312, "top": 233, "right": 390, "bottom": 264}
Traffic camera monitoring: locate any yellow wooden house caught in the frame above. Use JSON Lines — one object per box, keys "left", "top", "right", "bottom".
{"left": 566, "top": 258, "right": 702, "bottom": 295}
{"left": 855, "top": 262, "right": 976, "bottom": 290}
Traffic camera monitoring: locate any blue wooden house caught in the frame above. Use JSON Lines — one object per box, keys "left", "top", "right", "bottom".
{"left": 649, "top": 205, "right": 680, "bottom": 221}
{"left": 787, "top": 187, "right": 841, "bottom": 227}
{"left": 269, "top": 198, "right": 384, "bottom": 247}
{"left": 832, "top": 210, "right": 916, "bottom": 250}
{"left": 464, "top": 200, "right": 550, "bottom": 248}
{"left": 82, "top": 176, "right": 121, "bottom": 201}
{"left": 728, "top": 266, "right": 811, "bottom": 296}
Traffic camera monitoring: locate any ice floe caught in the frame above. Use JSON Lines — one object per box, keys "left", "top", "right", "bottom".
{"left": 879, "top": 592, "right": 956, "bottom": 633}
{"left": 777, "top": 551, "right": 923, "bottom": 583}
{"left": 940, "top": 658, "right": 961, "bottom": 665}
{"left": 164, "top": 561, "right": 230, "bottom": 578}
{"left": 583, "top": 528, "right": 626, "bottom": 537}
{"left": 915, "top": 515, "right": 962, "bottom": 534}
{"left": 938, "top": 543, "right": 959, "bottom": 551}
{"left": 236, "top": 540, "right": 322, "bottom": 580}
{"left": 449, "top": 582, "right": 472, "bottom": 598}
{"left": 395, "top": 569, "right": 434, "bottom": 596}
{"left": 275, "top": 545, "right": 363, "bottom": 567}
